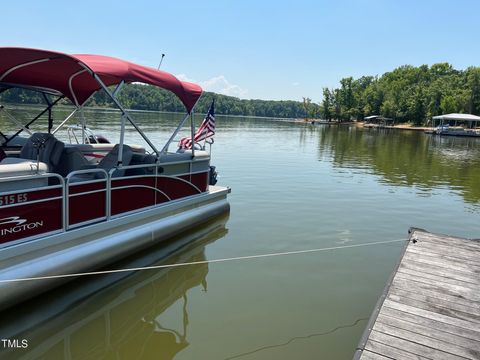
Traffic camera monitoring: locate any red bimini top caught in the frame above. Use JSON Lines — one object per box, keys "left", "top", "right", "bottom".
{"left": 0, "top": 47, "right": 202, "bottom": 113}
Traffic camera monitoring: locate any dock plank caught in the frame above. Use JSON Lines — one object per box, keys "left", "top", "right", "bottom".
{"left": 405, "top": 245, "right": 480, "bottom": 272}
{"left": 383, "top": 298, "right": 478, "bottom": 333}
{"left": 359, "top": 350, "right": 393, "bottom": 360}
{"left": 407, "top": 238, "right": 480, "bottom": 260}
{"left": 390, "top": 277, "right": 480, "bottom": 309}
{"left": 386, "top": 294, "right": 480, "bottom": 325}
{"left": 375, "top": 313, "right": 480, "bottom": 353}
{"left": 364, "top": 340, "right": 429, "bottom": 360}
{"left": 414, "top": 233, "right": 480, "bottom": 251}
{"left": 369, "top": 330, "right": 468, "bottom": 360}
{"left": 398, "top": 259, "right": 479, "bottom": 286}
{"left": 355, "top": 229, "right": 480, "bottom": 360}
{"left": 380, "top": 307, "right": 480, "bottom": 342}
{"left": 394, "top": 272, "right": 480, "bottom": 302}
{"left": 397, "top": 265, "right": 479, "bottom": 291}
{"left": 405, "top": 246, "right": 480, "bottom": 270}
{"left": 403, "top": 250, "right": 480, "bottom": 276}
{"left": 372, "top": 321, "right": 479, "bottom": 359}
{"left": 389, "top": 287, "right": 480, "bottom": 319}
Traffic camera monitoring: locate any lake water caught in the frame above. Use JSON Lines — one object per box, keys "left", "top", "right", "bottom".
{"left": 1, "top": 107, "right": 479, "bottom": 359}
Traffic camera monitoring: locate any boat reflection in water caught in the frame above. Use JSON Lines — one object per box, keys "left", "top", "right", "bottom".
{"left": 0, "top": 214, "right": 229, "bottom": 360}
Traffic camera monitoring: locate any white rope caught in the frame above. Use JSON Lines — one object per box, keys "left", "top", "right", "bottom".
{"left": 0, "top": 238, "right": 407, "bottom": 284}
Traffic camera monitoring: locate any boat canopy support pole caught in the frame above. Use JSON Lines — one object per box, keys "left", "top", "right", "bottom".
{"left": 80, "top": 106, "right": 86, "bottom": 144}
{"left": 42, "top": 93, "right": 54, "bottom": 133}
{"left": 112, "top": 81, "right": 124, "bottom": 98}
{"left": 52, "top": 90, "right": 99, "bottom": 135}
{"left": 160, "top": 113, "right": 190, "bottom": 154}
{"left": 0, "top": 128, "right": 8, "bottom": 143}
{"left": 52, "top": 107, "right": 79, "bottom": 135}
{"left": 1, "top": 96, "right": 64, "bottom": 144}
{"left": 0, "top": 106, "right": 33, "bottom": 136}
{"left": 190, "top": 112, "right": 195, "bottom": 158}
{"left": 118, "top": 114, "right": 126, "bottom": 165}
{"left": 90, "top": 72, "right": 160, "bottom": 156}
{"left": 34, "top": 95, "right": 64, "bottom": 130}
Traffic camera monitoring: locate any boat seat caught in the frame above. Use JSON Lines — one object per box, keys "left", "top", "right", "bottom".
{"left": 159, "top": 150, "right": 209, "bottom": 163}
{"left": 20, "top": 133, "right": 65, "bottom": 172}
{"left": 125, "top": 153, "right": 157, "bottom": 176}
{"left": 67, "top": 144, "right": 134, "bottom": 183}
{"left": 67, "top": 143, "right": 146, "bottom": 154}
{"left": 56, "top": 147, "right": 90, "bottom": 177}
{"left": 97, "top": 144, "right": 133, "bottom": 178}
{"left": 0, "top": 157, "right": 48, "bottom": 175}
{"left": 0, "top": 157, "right": 48, "bottom": 191}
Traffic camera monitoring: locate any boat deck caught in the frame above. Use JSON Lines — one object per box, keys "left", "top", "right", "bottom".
{"left": 354, "top": 228, "right": 480, "bottom": 360}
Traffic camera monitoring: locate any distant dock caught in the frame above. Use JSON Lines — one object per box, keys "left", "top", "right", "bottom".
{"left": 354, "top": 228, "right": 480, "bottom": 360}
{"left": 362, "top": 123, "right": 432, "bottom": 132}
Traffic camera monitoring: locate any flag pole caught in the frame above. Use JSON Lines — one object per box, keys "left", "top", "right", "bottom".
{"left": 190, "top": 111, "right": 195, "bottom": 158}
{"left": 204, "top": 98, "right": 215, "bottom": 152}
{"left": 177, "top": 99, "right": 215, "bottom": 152}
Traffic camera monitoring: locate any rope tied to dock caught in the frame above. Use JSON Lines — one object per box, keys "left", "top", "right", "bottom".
{"left": 0, "top": 238, "right": 408, "bottom": 284}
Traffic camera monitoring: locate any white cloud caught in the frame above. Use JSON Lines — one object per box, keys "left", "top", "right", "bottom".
{"left": 176, "top": 74, "right": 248, "bottom": 98}
{"left": 176, "top": 73, "right": 196, "bottom": 83}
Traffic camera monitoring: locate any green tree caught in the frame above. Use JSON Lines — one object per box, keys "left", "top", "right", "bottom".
{"left": 302, "top": 97, "right": 312, "bottom": 120}
{"left": 338, "top": 77, "right": 355, "bottom": 120}
{"left": 406, "top": 86, "right": 426, "bottom": 125}
{"left": 322, "top": 88, "right": 333, "bottom": 121}
{"left": 440, "top": 95, "right": 457, "bottom": 114}
{"left": 465, "top": 67, "right": 480, "bottom": 114}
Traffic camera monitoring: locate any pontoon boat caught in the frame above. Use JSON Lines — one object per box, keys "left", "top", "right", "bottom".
{"left": 0, "top": 47, "right": 230, "bottom": 310}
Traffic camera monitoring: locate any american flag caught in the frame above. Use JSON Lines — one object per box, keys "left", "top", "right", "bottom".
{"left": 179, "top": 100, "right": 215, "bottom": 150}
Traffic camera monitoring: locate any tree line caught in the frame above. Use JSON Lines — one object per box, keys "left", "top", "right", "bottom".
{"left": 2, "top": 63, "right": 478, "bottom": 124}
{"left": 321, "top": 63, "right": 480, "bottom": 125}
{"left": 0, "top": 85, "right": 313, "bottom": 119}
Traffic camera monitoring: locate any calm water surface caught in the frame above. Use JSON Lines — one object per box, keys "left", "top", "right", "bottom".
{"left": 1, "top": 107, "right": 479, "bottom": 359}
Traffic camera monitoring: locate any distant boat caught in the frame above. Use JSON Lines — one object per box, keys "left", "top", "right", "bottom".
{"left": 427, "top": 113, "right": 480, "bottom": 137}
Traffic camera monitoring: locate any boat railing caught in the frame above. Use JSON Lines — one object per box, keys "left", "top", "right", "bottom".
{"left": 0, "top": 173, "right": 65, "bottom": 195}
{"left": 0, "top": 172, "right": 66, "bottom": 245}
{"left": 65, "top": 169, "right": 109, "bottom": 229}
{"left": 0, "top": 159, "right": 210, "bottom": 245}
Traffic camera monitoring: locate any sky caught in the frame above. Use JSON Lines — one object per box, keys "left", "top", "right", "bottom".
{"left": 2, "top": 0, "right": 480, "bottom": 102}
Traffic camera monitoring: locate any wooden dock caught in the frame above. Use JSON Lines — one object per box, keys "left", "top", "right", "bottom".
{"left": 354, "top": 228, "right": 480, "bottom": 360}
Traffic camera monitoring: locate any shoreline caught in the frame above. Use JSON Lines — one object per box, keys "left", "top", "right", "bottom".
{"left": 361, "top": 123, "right": 432, "bottom": 131}
{"left": 299, "top": 119, "right": 433, "bottom": 131}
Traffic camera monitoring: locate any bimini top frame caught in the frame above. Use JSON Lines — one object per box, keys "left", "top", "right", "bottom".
{"left": 0, "top": 47, "right": 204, "bottom": 158}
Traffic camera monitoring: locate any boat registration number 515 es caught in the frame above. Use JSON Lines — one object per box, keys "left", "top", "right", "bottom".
{"left": 0, "top": 193, "right": 28, "bottom": 206}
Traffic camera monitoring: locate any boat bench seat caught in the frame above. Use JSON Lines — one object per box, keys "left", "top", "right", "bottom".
{"left": 66, "top": 143, "right": 146, "bottom": 155}
{"left": 123, "top": 150, "right": 211, "bottom": 176}
{"left": 0, "top": 157, "right": 48, "bottom": 191}
{"left": 160, "top": 150, "right": 209, "bottom": 163}
{"left": 0, "top": 157, "right": 48, "bottom": 176}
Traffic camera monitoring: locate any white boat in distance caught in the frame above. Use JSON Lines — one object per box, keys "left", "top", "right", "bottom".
{"left": 427, "top": 113, "right": 480, "bottom": 137}
{"left": 0, "top": 47, "right": 230, "bottom": 310}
